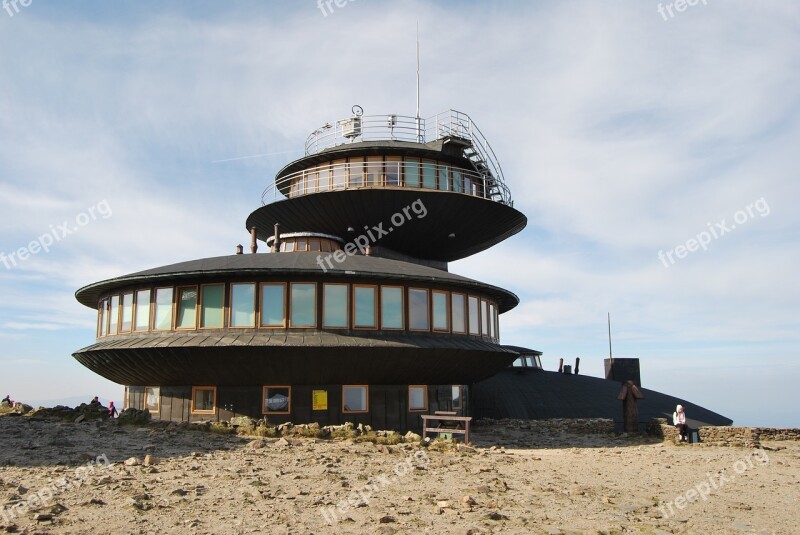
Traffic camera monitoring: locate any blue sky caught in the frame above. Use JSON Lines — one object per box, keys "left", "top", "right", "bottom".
{"left": 1, "top": 1, "right": 798, "bottom": 426}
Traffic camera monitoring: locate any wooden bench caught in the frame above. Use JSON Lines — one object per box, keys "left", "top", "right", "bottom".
{"left": 421, "top": 414, "right": 472, "bottom": 443}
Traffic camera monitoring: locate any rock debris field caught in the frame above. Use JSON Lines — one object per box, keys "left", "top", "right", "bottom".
{"left": 0, "top": 413, "right": 798, "bottom": 534}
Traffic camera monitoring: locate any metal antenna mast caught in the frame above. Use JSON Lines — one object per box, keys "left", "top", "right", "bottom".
{"left": 415, "top": 22, "right": 421, "bottom": 142}
{"left": 608, "top": 312, "right": 614, "bottom": 380}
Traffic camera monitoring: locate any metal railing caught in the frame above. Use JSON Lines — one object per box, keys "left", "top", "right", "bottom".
{"left": 261, "top": 160, "right": 511, "bottom": 205}
{"left": 262, "top": 109, "right": 512, "bottom": 206}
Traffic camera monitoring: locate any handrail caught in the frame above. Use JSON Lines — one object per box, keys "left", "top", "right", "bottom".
{"left": 261, "top": 160, "right": 511, "bottom": 206}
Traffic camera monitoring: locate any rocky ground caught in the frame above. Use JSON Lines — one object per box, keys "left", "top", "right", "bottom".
{"left": 0, "top": 412, "right": 797, "bottom": 534}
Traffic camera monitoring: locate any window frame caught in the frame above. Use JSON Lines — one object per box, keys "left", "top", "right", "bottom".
{"left": 97, "top": 299, "right": 107, "bottom": 338}
{"left": 408, "top": 385, "right": 428, "bottom": 412}
{"left": 289, "top": 282, "right": 317, "bottom": 328}
{"left": 259, "top": 282, "right": 287, "bottom": 328}
{"left": 190, "top": 386, "right": 217, "bottom": 414}
{"left": 119, "top": 292, "right": 134, "bottom": 333}
{"left": 199, "top": 283, "right": 226, "bottom": 330}
{"left": 262, "top": 385, "right": 292, "bottom": 415}
{"left": 144, "top": 386, "right": 160, "bottom": 413}
{"left": 451, "top": 292, "right": 466, "bottom": 334}
{"left": 352, "top": 284, "right": 378, "bottom": 329}
{"left": 108, "top": 295, "right": 120, "bottom": 335}
{"left": 229, "top": 282, "right": 257, "bottom": 329}
{"left": 468, "top": 295, "right": 480, "bottom": 336}
{"left": 322, "top": 283, "right": 349, "bottom": 329}
{"left": 175, "top": 286, "right": 199, "bottom": 331}
{"left": 133, "top": 289, "right": 151, "bottom": 333}
{"left": 408, "top": 287, "right": 430, "bottom": 332}
{"left": 380, "top": 285, "right": 405, "bottom": 330}
{"left": 342, "top": 385, "right": 369, "bottom": 414}
{"left": 152, "top": 286, "right": 175, "bottom": 331}
{"left": 432, "top": 290, "right": 450, "bottom": 333}
{"left": 480, "top": 298, "right": 489, "bottom": 337}
{"left": 452, "top": 385, "right": 462, "bottom": 410}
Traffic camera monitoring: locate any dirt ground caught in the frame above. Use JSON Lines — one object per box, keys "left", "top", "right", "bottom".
{"left": 0, "top": 413, "right": 797, "bottom": 534}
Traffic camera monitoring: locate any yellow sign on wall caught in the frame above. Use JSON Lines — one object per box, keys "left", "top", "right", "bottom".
{"left": 312, "top": 390, "right": 328, "bottom": 411}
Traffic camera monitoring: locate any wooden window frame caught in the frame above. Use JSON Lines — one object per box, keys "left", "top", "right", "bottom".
{"left": 380, "top": 285, "right": 405, "bottom": 330}
{"left": 322, "top": 283, "right": 349, "bottom": 329}
{"left": 262, "top": 385, "right": 292, "bottom": 415}
{"left": 198, "top": 283, "right": 225, "bottom": 330}
{"left": 229, "top": 282, "right": 257, "bottom": 329}
{"left": 133, "top": 289, "right": 152, "bottom": 333}
{"left": 97, "top": 299, "right": 106, "bottom": 338}
{"left": 191, "top": 386, "right": 217, "bottom": 414}
{"left": 480, "top": 298, "right": 489, "bottom": 338}
{"left": 144, "top": 386, "right": 160, "bottom": 413}
{"left": 152, "top": 286, "right": 175, "bottom": 331}
{"left": 352, "top": 284, "right": 378, "bottom": 329}
{"left": 432, "top": 289, "right": 450, "bottom": 333}
{"left": 408, "top": 385, "right": 428, "bottom": 412}
{"left": 342, "top": 385, "right": 369, "bottom": 414}
{"left": 289, "top": 282, "right": 317, "bottom": 328}
{"left": 451, "top": 292, "right": 466, "bottom": 334}
{"left": 488, "top": 302, "right": 496, "bottom": 340}
{"left": 347, "top": 156, "right": 365, "bottom": 189}
{"left": 259, "top": 282, "right": 287, "bottom": 328}
{"left": 175, "top": 286, "right": 199, "bottom": 331}
{"left": 119, "top": 292, "right": 134, "bottom": 333}
{"left": 108, "top": 295, "right": 120, "bottom": 335}
{"left": 452, "top": 385, "right": 463, "bottom": 410}
{"left": 385, "top": 155, "right": 402, "bottom": 187}
{"left": 467, "top": 295, "right": 480, "bottom": 336}
{"left": 408, "top": 287, "right": 430, "bottom": 332}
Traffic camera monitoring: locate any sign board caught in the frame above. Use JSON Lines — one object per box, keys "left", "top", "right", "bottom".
{"left": 312, "top": 390, "right": 328, "bottom": 411}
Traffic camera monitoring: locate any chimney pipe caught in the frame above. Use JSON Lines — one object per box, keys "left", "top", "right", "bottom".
{"left": 558, "top": 357, "right": 564, "bottom": 373}
{"left": 235, "top": 244, "right": 243, "bottom": 255}
{"left": 574, "top": 357, "right": 580, "bottom": 375}
{"left": 272, "top": 223, "right": 281, "bottom": 252}
{"left": 250, "top": 227, "right": 258, "bottom": 254}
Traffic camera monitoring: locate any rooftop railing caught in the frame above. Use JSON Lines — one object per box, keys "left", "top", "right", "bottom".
{"left": 263, "top": 109, "right": 512, "bottom": 206}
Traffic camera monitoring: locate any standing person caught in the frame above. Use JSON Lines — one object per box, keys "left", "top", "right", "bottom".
{"left": 673, "top": 404, "right": 689, "bottom": 442}
{"left": 1, "top": 394, "right": 11, "bottom": 406}
{"left": 108, "top": 401, "right": 118, "bottom": 418}
{"left": 89, "top": 396, "right": 100, "bottom": 406}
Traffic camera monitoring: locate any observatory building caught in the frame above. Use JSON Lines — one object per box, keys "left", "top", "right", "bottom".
{"left": 73, "top": 108, "right": 528, "bottom": 429}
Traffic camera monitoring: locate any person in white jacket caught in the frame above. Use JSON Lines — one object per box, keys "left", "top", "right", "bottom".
{"left": 673, "top": 404, "right": 689, "bottom": 442}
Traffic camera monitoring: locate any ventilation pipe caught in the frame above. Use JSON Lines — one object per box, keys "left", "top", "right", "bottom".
{"left": 250, "top": 227, "right": 258, "bottom": 254}
{"left": 272, "top": 223, "right": 281, "bottom": 252}
{"left": 235, "top": 244, "right": 243, "bottom": 255}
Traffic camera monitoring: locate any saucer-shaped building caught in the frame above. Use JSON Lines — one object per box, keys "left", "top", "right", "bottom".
{"left": 73, "top": 109, "right": 528, "bottom": 429}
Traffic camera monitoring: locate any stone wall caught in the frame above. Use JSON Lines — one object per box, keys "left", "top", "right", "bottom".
{"left": 754, "top": 427, "right": 800, "bottom": 441}
{"left": 648, "top": 418, "right": 800, "bottom": 447}
{"left": 474, "top": 418, "right": 615, "bottom": 435}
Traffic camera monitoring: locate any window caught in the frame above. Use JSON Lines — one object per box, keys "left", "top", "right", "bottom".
{"left": 332, "top": 159, "right": 346, "bottom": 189}
{"left": 481, "top": 299, "right": 489, "bottom": 336}
{"left": 295, "top": 238, "right": 307, "bottom": 252}
{"left": 176, "top": 287, "right": 198, "bottom": 329}
{"left": 408, "top": 288, "right": 429, "bottom": 331}
{"left": 404, "top": 158, "right": 420, "bottom": 188}
{"left": 134, "top": 290, "right": 151, "bottom": 332}
{"left": 381, "top": 286, "right": 404, "bottom": 329}
{"left": 348, "top": 157, "right": 364, "bottom": 188}
{"left": 386, "top": 156, "right": 401, "bottom": 186}
{"left": 453, "top": 169, "right": 464, "bottom": 193}
{"left": 230, "top": 283, "right": 256, "bottom": 328}
{"left": 119, "top": 293, "right": 133, "bottom": 332}
{"left": 290, "top": 283, "right": 316, "bottom": 327}
{"left": 98, "top": 299, "right": 107, "bottom": 337}
{"left": 432, "top": 290, "right": 449, "bottom": 332}
{"left": 452, "top": 385, "right": 462, "bottom": 409}
{"left": 468, "top": 296, "right": 480, "bottom": 335}
{"left": 191, "top": 386, "right": 216, "bottom": 414}
{"left": 153, "top": 287, "right": 174, "bottom": 330}
{"left": 263, "top": 386, "right": 291, "bottom": 414}
{"left": 437, "top": 165, "right": 449, "bottom": 190}
{"left": 323, "top": 283, "right": 348, "bottom": 328}
{"left": 422, "top": 160, "right": 436, "bottom": 189}
{"left": 353, "top": 285, "right": 377, "bottom": 328}
{"left": 488, "top": 303, "right": 496, "bottom": 339}
{"left": 366, "top": 156, "right": 383, "bottom": 187}
{"left": 451, "top": 293, "right": 466, "bottom": 334}
{"left": 200, "top": 284, "right": 224, "bottom": 328}
{"left": 495, "top": 306, "right": 500, "bottom": 340}
{"left": 342, "top": 385, "right": 368, "bottom": 413}
{"left": 260, "top": 283, "right": 286, "bottom": 327}
{"left": 108, "top": 295, "right": 120, "bottom": 334}
{"left": 513, "top": 357, "right": 524, "bottom": 367}
{"left": 409, "top": 385, "right": 428, "bottom": 411}
{"left": 145, "top": 387, "right": 160, "bottom": 412}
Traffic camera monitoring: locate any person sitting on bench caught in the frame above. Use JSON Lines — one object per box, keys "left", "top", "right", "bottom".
{"left": 673, "top": 404, "right": 689, "bottom": 442}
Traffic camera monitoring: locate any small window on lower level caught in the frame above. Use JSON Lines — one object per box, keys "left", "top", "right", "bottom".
{"left": 263, "top": 386, "right": 291, "bottom": 414}
{"left": 409, "top": 385, "right": 428, "bottom": 412}
{"left": 342, "top": 385, "right": 368, "bottom": 413}
{"left": 452, "top": 385, "right": 462, "bottom": 409}
{"left": 145, "top": 387, "right": 160, "bottom": 412}
{"left": 191, "top": 386, "right": 216, "bottom": 414}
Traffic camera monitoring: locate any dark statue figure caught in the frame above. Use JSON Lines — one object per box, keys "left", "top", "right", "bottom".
{"left": 617, "top": 380, "right": 644, "bottom": 433}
